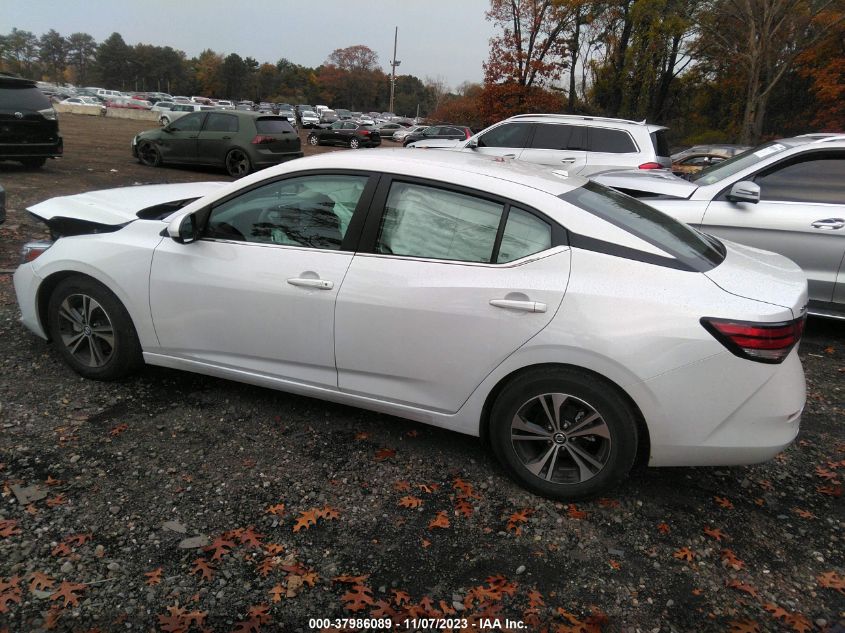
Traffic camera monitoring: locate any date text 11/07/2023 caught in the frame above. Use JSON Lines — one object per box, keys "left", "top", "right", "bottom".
{"left": 308, "top": 617, "right": 528, "bottom": 630}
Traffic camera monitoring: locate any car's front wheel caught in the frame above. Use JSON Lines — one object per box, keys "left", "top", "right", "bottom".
{"left": 47, "top": 276, "right": 143, "bottom": 380}
{"left": 137, "top": 141, "right": 161, "bottom": 167}
{"left": 349, "top": 137, "right": 360, "bottom": 149}
{"left": 308, "top": 134, "right": 320, "bottom": 146}
{"left": 489, "top": 368, "right": 638, "bottom": 499}
{"left": 225, "top": 149, "right": 252, "bottom": 178}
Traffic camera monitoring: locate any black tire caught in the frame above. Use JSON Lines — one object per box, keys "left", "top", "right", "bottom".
{"left": 308, "top": 134, "right": 320, "bottom": 146}
{"left": 489, "top": 367, "right": 638, "bottom": 499}
{"left": 160, "top": 116, "right": 170, "bottom": 126}
{"left": 137, "top": 141, "right": 161, "bottom": 167}
{"left": 349, "top": 137, "right": 360, "bottom": 149}
{"left": 225, "top": 148, "right": 252, "bottom": 178}
{"left": 21, "top": 157, "right": 47, "bottom": 169}
{"left": 47, "top": 276, "right": 144, "bottom": 381}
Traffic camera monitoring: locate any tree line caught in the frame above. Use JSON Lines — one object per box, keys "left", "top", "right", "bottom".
{"left": 3, "top": 0, "right": 843, "bottom": 145}
{"left": 0, "top": 29, "right": 442, "bottom": 116}
{"left": 436, "top": 0, "right": 845, "bottom": 145}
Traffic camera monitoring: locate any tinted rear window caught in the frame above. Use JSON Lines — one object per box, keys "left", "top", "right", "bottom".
{"left": 530, "top": 124, "right": 585, "bottom": 150}
{"left": 650, "top": 129, "right": 670, "bottom": 157}
{"left": 255, "top": 118, "right": 296, "bottom": 134}
{"left": 560, "top": 181, "right": 725, "bottom": 272}
{"left": 0, "top": 85, "right": 52, "bottom": 110}
{"left": 588, "top": 128, "right": 637, "bottom": 153}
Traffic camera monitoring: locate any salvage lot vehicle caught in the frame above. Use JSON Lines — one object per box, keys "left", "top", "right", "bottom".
{"left": 595, "top": 135, "right": 845, "bottom": 318}
{"left": 0, "top": 75, "right": 63, "bottom": 168}
{"left": 14, "top": 150, "right": 807, "bottom": 499}
{"left": 132, "top": 110, "right": 303, "bottom": 178}
{"left": 307, "top": 121, "right": 381, "bottom": 149}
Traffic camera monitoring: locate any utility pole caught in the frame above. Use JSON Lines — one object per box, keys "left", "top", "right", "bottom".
{"left": 389, "top": 26, "right": 400, "bottom": 114}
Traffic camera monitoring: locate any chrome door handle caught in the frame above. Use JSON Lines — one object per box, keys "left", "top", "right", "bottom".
{"left": 561, "top": 158, "right": 576, "bottom": 163}
{"left": 503, "top": 153, "right": 517, "bottom": 158}
{"left": 489, "top": 299, "right": 547, "bottom": 313}
{"left": 811, "top": 218, "right": 845, "bottom": 230}
{"left": 287, "top": 278, "right": 334, "bottom": 290}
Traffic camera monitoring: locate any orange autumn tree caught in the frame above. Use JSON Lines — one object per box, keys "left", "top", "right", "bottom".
{"left": 797, "top": 6, "right": 845, "bottom": 131}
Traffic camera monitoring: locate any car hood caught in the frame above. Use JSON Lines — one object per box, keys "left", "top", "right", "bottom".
{"left": 28, "top": 182, "right": 228, "bottom": 226}
{"left": 593, "top": 169, "right": 698, "bottom": 199}
{"left": 705, "top": 239, "right": 808, "bottom": 319}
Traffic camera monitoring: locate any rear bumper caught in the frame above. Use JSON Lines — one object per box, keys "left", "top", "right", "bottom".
{"left": 635, "top": 349, "right": 805, "bottom": 467}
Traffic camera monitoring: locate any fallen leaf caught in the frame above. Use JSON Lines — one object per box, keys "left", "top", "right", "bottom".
{"left": 204, "top": 536, "right": 235, "bottom": 561}
{"left": 0, "top": 520, "right": 21, "bottom": 539}
{"left": 567, "top": 504, "right": 588, "bottom": 519}
{"left": 46, "top": 494, "right": 67, "bottom": 508}
{"left": 316, "top": 506, "right": 340, "bottom": 521}
{"left": 703, "top": 526, "right": 727, "bottom": 541}
{"left": 657, "top": 522, "right": 671, "bottom": 534}
{"left": 817, "top": 570, "right": 845, "bottom": 595}
{"left": 28, "top": 571, "right": 55, "bottom": 592}
{"left": 238, "top": 526, "right": 264, "bottom": 548}
{"left": 0, "top": 576, "right": 22, "bottom": 614}
{"left": 393, "top": 481, "right": 411, "bottom": 492}
{"left": 428, "top": 511, "right": 450, "bottom": 530}
{"left": 399, "top": 495, "right": 423, "bottom": 509}
{"left": 190, "top": 558, "right": 215, "bottom": 582}
{"left": 269, "top": 584, "right": 284, "bottom": 603}
{"left": 144, "top": 568, "right": 162, "bottom": 586}
{"left": 673, "top": 547, "right": 695, "bottom": 562}
{"left": 293, "top": 510, "right": 319, "bottom": 533}
{"left": 727, "top": 621, "right": 759, "bottom": 633}
{"left": 506, "top": 508, "right": 533, "bottom": 535}
{"left": 727, "top": 579, "right": 759, "bottom": 599}
{"left": 332, "top": 574, "right": 369, "bottom": 584}
{"left": 791, "top": 507, "right": 816, "bottom": 519}
{"left": 266, "top": 503, "right": 286, "bottom": 516}
{"left": 109, "top": 423, "right": 128, "bottom": 437}
{"left": 49, "top": 581, "right": 86, "bottom": 608}
{"left": 374, "top": 448, "right": 396, "bottom": 461}
{"left": 421, "top": 539, "right": 431, "bottom": 548}
{"left": 714, "top": 496, "right": 734, "bottom": 509}
{"left": 392, "top": 589, "right": 411, "bottom": 606}
{"left": 609, "top": 559, "right": 621, "bottom": 570}
{"left": 721, "top": 549, "right": 745, "bottom": 570}
{"left": 817, "top": 484, "right": 843, "bottom": 497}
{"left": 455, "top": 499, "right": 473, "bottom": 518}
{"left": 341, "top": 583, "right": 375, "bottom": 612}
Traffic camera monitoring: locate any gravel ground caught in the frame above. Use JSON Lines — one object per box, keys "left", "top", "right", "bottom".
{"left": 0, "top": 114, "right": 843, "bottom": 633}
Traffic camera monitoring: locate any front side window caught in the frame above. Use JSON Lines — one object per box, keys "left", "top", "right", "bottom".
{"left": 754, "top": 154, "right": 845, "bottom": 204}
{"left": 376, "top": 182, "right": 503, "bottom": 263}
{"left": 478, "top": 123, "right": 532, "bottom": 149}
{"left": 205, "top": 174, "right": 369, "bottom": 250}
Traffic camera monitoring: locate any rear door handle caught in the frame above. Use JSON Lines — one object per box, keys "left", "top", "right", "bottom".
{"left": 222, "top": 135, "right": 231, "bottom": 139}
{"left": 811, "top": 218, "right": 845, "bottom": 230}
{"left": 287, "top": 278, "right": 334, "bottom": 290}
{"left": 489, "top": 299, "right": 546, "bottom": 313}
{"left": 560, "top": 158, "right": 577, "bottom": 164}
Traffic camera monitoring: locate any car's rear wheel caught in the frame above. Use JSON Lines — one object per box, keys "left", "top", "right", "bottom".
{"left": 489, "top": 368, "right": 638, "bottom": 499}
{"left": 159, "top": 116, "right": 170, "bottom": 126}
{"left": 137, "top": 141, "right": 161, "bottom": 167}
{"left": 21, "top": 158, "right": 47, "bottom": 169}
{"left": 349, "top": 137, "right": 360, "bottom": 149}
{"left": 225, "top": 149, "right": 252, "bottom": 178}
{"left": 47, "top": 276, "right": 143, "bottom": 381}
{"left": 308, "top": 134, "right": 320, "bottom": 146}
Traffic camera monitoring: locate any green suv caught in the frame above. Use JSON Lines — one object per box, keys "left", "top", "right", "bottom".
{"left": 132, "top": 110, "right": 303, "bottom": 178}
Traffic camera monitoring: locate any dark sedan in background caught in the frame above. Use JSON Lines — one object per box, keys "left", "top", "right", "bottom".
{"left": 403, "top": 124, "right": 472, "bottom": 147}
{"left": 132, "top": 111, "right": 303, "bottom": 178}
{"left": 307, "top": 121, "right": 381, "bottom": 149}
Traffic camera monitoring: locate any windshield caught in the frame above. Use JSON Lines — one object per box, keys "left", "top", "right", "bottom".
{"left": 691, "top": 142, "right": 790, "bottom": 185}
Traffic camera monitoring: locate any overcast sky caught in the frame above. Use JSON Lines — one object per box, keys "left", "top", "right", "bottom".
{"left": 6, "top": 0, "right": 497, "bottom": 89}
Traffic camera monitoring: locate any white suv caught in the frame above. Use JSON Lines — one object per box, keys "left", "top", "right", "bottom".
{"left": 409, "top": 114, "right": 671, "bottom": 176}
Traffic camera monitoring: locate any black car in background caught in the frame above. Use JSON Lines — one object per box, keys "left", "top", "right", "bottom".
{"left": 403, "top": 124, "right": 472, "bottom": 147}
{"left": 0, "top": 75, "right": 63, "bottom": 168}
{"left": 307, "top": 121, "right": 381, "bottom": 149}
{"left": 133, "top": 111, "right": 303, "bottom": 178}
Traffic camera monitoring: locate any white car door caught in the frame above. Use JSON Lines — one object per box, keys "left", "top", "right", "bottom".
{"left": 149, "top": 173, "right": 374, "bottom": 387}
{"left": 465, "top": 121, "right": 533, "bottom": 160}
{"left": 335, "top": 179, "right": 570, "bottom": 413}
{"left": 518, "top": 123, "right": 588, "bottom": 173}
{"left": 701, "top": 151, "right": 845, "bottom": 304}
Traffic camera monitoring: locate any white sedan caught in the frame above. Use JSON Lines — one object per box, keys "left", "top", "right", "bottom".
{"left": 13, "top": 151, "right": 807, "bottom": 498}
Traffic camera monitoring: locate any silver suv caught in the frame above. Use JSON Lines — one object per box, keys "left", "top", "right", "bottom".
{"left": 595, "top": 135, "right": 845, "bottom": 318}
{"left": 407, "top": 114, "right": 670, "bottom": 176}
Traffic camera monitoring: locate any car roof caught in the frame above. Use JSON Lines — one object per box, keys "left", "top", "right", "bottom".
{"left": 507, "top": 113, "right": 666, "bottom": 132}
{"left": 275, "top": 149, "right": 588, "bottom": 196}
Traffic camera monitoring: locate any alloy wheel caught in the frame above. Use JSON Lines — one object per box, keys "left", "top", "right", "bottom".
{"left": 510, "top": 393, "right": 611, "bottom": 484}
{"left": 226, "top": 150, "right": 250, "bottom": 177}
{"left": 57, "top": 293, "right": 115, "bottom": 368}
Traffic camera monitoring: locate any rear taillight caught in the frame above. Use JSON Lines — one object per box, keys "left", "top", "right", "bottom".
{"left": 701, "top": 316, "right": 805, "bottom": 364}
{"left": 638, "top": 162, "right": 662, "bottom": 170}
{"left": 20, "top": 241, "right": 54, "bottom": 264}
{"left": 359, "top": 130, "right": 370, "bottom": 136}
{"left": 251, "top": 135, "right": 275, "bottom": 144}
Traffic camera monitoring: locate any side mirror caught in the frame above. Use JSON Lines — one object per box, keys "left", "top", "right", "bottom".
{"left": 167, "top": 213, "right": 197, "bottom": 244}
{"left": 726, "top": 180, "right": 760, "bottom": 204}
{"left": 466, "top": 139, "right": 478, "bottom": 149}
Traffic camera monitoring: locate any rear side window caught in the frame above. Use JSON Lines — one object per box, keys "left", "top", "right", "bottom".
{"left": 204, "top": 113, "right": 238, "bottom": 133}
{"left": 478, "top": 123, "right": 532, "bottom": 149}
{"left": 588, "top": 128, "right": 637, "bottom": 153}
{"left": 651, "top": 129, "right": 670, "bottom": 158}
{"left": 530, "top": 124, "right": 585, "bottom": 150}
{"left": 255, "top": 118, "right": 295, "bottom": 134}
{"left": 0, "top": 85, "right": 52, "bottom": 110}
{"left": 497, "top": 207, "right": 552, "bottom": 263}
{"left": 561, "top": 181, "right": 725, "bottom": 272}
